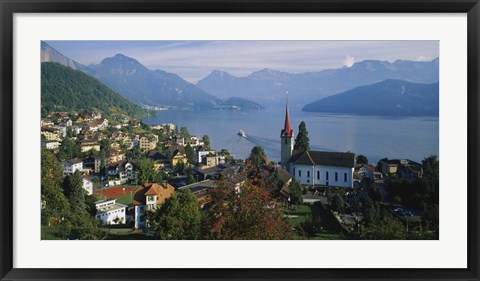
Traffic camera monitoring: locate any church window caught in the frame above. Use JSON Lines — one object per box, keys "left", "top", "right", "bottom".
{"left": 298, "top": 170, "right": 301, "bottom": 177}
{"left": 335, "top": 172, "right": 338, "bottom": 181}
{"left": 307, "top": 171, "right": 310, "bottom": 178}
{"left": 284, "top": 139, "right": 287, "bottom": 145}
{"left": 326, "top": 172, "right": 329, "bottom": 180}
{"left": 344, "top": 173, "right": 347, "bottom": 182}
{"left": 317, "top": 171, "right": 320, "bottom": 180}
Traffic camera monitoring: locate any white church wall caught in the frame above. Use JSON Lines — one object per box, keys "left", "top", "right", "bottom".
{"left": 290, "top": 164, "right": 354, "bottom": 188}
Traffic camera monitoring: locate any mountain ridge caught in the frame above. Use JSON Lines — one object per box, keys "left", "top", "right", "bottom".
{"left": 302, "top": 79, "right": 439, "bottom": 116}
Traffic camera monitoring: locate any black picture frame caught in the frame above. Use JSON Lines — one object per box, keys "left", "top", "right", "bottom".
{"left": 1, "top": 1, "right": 479, "bottom": 280}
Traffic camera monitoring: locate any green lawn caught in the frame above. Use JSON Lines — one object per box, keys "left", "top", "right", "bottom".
{"left": 115, "top": 193, "right": 135, "bottom": 205}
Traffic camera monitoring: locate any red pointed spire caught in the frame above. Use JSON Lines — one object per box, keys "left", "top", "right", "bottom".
{"left": 283, "top": 92, "right": 293, "bottom": 137}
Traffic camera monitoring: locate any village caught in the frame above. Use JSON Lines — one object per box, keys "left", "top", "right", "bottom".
{"left": 41, "top": 102, "right": 439, "bottom": 240}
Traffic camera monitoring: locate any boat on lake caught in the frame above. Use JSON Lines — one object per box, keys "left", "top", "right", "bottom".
{"left": 238, "top": 130, "right": 246, "bottom": 137}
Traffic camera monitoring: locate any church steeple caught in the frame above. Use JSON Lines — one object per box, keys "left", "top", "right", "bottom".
{"left": 283, "top": 92, "right": 293, "bottom": 138}
{"left": 280, "top": 92, "right": 294, "bottom": 168}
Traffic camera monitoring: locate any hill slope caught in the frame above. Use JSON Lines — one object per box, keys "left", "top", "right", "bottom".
{"left": 41, "top": 62, "right": 148, "bottom": 118}
{"left": 302, "top": 79, "right": 439, "bottom": 116}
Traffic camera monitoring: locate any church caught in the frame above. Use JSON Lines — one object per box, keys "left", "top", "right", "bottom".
{"left": 280, "top": 98, "right": 355, "bottom": 188}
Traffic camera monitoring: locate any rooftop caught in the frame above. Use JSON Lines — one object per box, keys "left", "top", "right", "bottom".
{"left": 289, "top": 150, "right": 355, "bottom": 168}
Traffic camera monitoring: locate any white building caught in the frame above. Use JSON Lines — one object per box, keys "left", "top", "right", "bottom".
{"left": 63, "top": 159, "right": 84, "bottom": 176}
{"left": 289, "top": 151, "right": 355, "bottom": 188}
{"left": 43, "top": 140, "right": 61, "bottom": 150}
{"left": 94, "top": 199, "right": 127, "bottom": 225}
{"left": 195, "top": 147, "right": 216, "bottom": 164}
{"left": 82, "top": 176, "right": 93, "bottom": 195}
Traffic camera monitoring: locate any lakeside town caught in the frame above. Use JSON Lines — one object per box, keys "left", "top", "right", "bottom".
{"left": 41, "top": 100, "right": 439, "bottom": 240}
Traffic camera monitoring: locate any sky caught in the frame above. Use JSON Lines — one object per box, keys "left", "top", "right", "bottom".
{"left": 45, "top": 40, "right": 439, "bottom": 83}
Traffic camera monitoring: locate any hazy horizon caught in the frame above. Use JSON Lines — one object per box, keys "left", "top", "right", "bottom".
{"left": 44, "top": 40, "right": 439, "bottom": 83}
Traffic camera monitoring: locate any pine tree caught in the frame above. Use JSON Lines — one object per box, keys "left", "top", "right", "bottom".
{"left": 294, "top": 121, "right": 310, "bottom": 152}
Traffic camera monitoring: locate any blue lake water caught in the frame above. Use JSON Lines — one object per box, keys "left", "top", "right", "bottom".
{"left": 143, "top": 107, "right": 439, "bottom": 165}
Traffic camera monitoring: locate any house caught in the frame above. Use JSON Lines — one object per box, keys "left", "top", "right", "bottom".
{"left": 162, "top": 123, "right": 176, "bottom": 133}
{"left": 354, "top": 164, "right": 376, "bottom": 179}
{"left": 397, "top": 165, "right": 423, "bottom": 181}
{"left": 379, "top": 159, "right": 422, "bottom": 176}
{"left": 193, "top": 163, "right": 239, "bottom": 181}
{"left": 132, "top": 182, "right": 175, "bottom": 229}
{"left": 179, "top": 179, "right": 216, "bottom": 208}
{"left": 203, "top": 153, "right": 226, "bottom": 167}
{"left": 106, "top": 148, "right": 125, "bottom": 164}
{"left": 195, "top": 146, "right": 215, "bottom": 164}
{"left": 275, "top": 167, "right": 294, "bottom": 203}
{"left": 184, "top": 136, "right": 203, "bottom": 147}
{"left": 82, "top": 175, "right": 93, "bottom": 195}
{"left": 94, "top": 199, "right": 127, "bottom": 225}
{"left": 63, "top": 159, "right": 84, "bottom": 176}
{"left": 42, "top": 140, "right": 61, "bottom": 150}
{"left": 59, "top": 119, "right": 73, "bottom": 127}
{"left": 41, "top": 127, "right": 61, "bottom": 141}
{"left": 168, "top": 145, "right": 188, "bottom": 167}
{"left": 149, "top": 124, "right": 163, "bottom": 130}
{"left": 147, "top": 151, "right": 170, "bottom": 170}
{"left": 50, "top": 112, "right": 70, "bottom": 123}
{"left": 130, "top": 120, "right": 141, "bottom": 128}
{"left": 107, "top": 160, "right": 136, "bottom": 185}
{"left": 41, "top": 118, "right": 54, "bottom": 127}
{"left": 139, "top": 134, "right": 158, "bottom": 152}
{"left": 80, "top": 139, "right": 100, "bottom": 152}
{"left": 52, "top": 125, "right": 67, "bottom": 138}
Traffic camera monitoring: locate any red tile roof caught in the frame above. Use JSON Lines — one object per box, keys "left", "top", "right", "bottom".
{"left": 132, "top": 182, "right": 175, "bottom": 206}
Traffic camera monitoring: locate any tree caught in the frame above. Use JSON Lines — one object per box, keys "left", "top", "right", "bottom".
{"left": 220, "top": 149, "right": 235, "bottom": 163}
{"left": 174, "top": 161, "right": 185, "bottom": 174}
{"left": 363, "top": 198, "right": 379, "bottom": 225}
{"left": 98, "top": 150, "right": 107, "bottom": 176}
{"left": 147, "top": 189, "right": 202, "bottom": 239}
{"left": 248, "top": 146, "right": 267, "bottom": 167}
{"left": 204, "top": 181, "right": 293, "bottom": 240}
{"left": 58, "top": 138, "right": 81, "bottom": 161}
{"left": 202, "top": 135, "right": 211, "bottom": 149}
{"left": 180, "top": 127, "right": 190, "bottom": 138}
{"left": 137, "top": 158, "right": 154, "bottom": 184}
{"left": 356, "top": 155, "right": 368, "bottom": 164}
{"left": 288, "top": 181, "right": 303, "bottom": 205}
{"left": 185, "top": 144, "right": 195, "bottom": 164}
{"left": 294, "top": 121, "right": 310, "bottom": 152}
{"left": 41, "top": 149, "right": 70, "bottom": 224}
{"left": 99, "top": 138, "right": 111, "bottom": 151}
{"left": 63, "top": 170, "right": 86, "bottom": 210}
{"left": 126, "top": 147, "right": 141, "bottom": 160}
{"left": 330, "top": 193, "right": 345, "bottom": 213}
{"left": 187, "top": 174, "right": 196, "bottom": 184}
{"left": 152, "top": 170, "right": 164, "bottom": 184}
{"left": 360, "top": 213, "right": 407, "bottom": 240}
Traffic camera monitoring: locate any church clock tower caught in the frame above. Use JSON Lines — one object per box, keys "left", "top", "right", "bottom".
{"left": 280, "top": 93, "right": 294, "bottom": 168}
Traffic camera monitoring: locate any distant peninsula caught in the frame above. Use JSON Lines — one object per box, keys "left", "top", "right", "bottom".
{"left": 302, "top": 79, "right": 439, "bottom": 116}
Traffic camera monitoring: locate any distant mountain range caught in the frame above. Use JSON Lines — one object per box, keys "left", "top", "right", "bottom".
{"left": 197, "top": 59, "right": 439, "bottom": 106}
{"left": 41, "top": 41, "right": 439, "bottom": 116}
{"left": 41, "top": 42, "right": 262, "bottom": 111}
{"left": 41, "top": 62, "right": 147, "bottom": 119}
{"left": 302, "top": 79, "right": 439, "bottom": 116}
